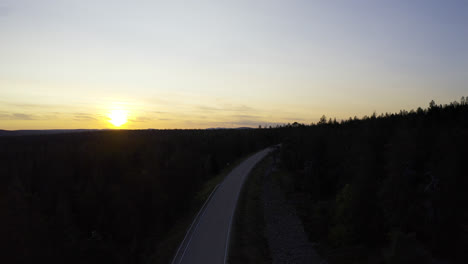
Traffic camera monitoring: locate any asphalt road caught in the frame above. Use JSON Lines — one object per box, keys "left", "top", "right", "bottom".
{"left": 172, "top": 147, "right": 273, "bottom": 264}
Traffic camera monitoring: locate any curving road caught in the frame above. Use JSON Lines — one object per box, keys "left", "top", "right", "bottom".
{"left": 172, "top": 147, "right": 273, "bottom": 264}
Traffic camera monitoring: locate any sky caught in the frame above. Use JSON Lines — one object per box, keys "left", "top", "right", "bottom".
{"left": 0, "top": 0, "right": 467, "bottom": 129}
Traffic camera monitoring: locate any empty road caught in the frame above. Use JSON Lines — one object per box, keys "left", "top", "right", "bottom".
{"left": 172, "top": 147, "right": 273, "bottom": 264}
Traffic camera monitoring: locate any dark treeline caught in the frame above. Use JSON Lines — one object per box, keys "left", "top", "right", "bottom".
{"left": 0, "top": 129, "right": 278, "bottom": 263}
{"left": 1, "top": 98, "right": 467, "bottom": 264}
{"left": 278, "top": 98, "right": 468, "bottom": 263}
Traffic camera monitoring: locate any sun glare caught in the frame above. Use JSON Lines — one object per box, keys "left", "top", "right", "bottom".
{"left": 108, "top": 109, "right": 128, "bottom": 127}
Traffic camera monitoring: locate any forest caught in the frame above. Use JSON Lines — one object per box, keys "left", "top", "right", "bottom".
{"left": 1, "top": 98, "right": 467, "bottom": 264}
{"left": 278, "top": 98, "right": 468, "bottom": 263}
{"left": 0, "top": 128, "right": 278, "bottom": 263}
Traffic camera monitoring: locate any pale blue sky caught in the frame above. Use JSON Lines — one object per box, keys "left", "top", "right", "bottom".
{"left": 0, "top": 0, "right": 467, "bottom": 129}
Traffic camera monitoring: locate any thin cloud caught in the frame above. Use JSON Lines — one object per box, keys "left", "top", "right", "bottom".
{"left": 283, "top": 117, "right": 306, "bottom": 121}
{"left": 225, "top": 104, "right": 254, "bottom": 112}
{"left": 230, "top": 114, "right": 261, "bottom": 119}
{"left": 12, "top": 113, "right": 35, "bottom": 120}
{"left": 196, "top": 104, "right": 255, "bottom": 113}
{"left": 0, "top": 113, "right": 37, "bottom": 120}
{"left": 0, "top": 101, "right": 67, "bottom": 109}
{"left": 0, "top": 112, "right": 59, "bottom": 121}
{"left": 129, "top": 116, "right": 153, "bottom": 123}
{"left": 0, "top": 113, "right": 10, "bottom": 120}
{"left": 73, "top": 113, "right": 97, "bottom": 121}
{"left": 197, "top": 105, "right": 219, "bottom": 112}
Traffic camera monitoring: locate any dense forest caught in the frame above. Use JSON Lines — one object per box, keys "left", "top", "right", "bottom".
{"left": 0, "top": 129, "right": 278, "bottom": 263}
{"left": 1, "top": 98, "right": 467, "bottom": 264}
{"left": 278, "top": 98, "right": 468, "bottom": 263}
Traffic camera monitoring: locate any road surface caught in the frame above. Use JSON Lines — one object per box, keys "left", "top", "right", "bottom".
{"left": 172, "top": 147, "right": 273, "bottom": 264}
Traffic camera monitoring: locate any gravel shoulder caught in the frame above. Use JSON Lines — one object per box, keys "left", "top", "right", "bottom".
{"left": 262, "top": 155, "right": 325, "bottom": 264}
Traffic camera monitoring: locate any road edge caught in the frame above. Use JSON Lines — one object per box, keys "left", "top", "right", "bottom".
{"left": 171, "top": 184, "right": 220, "bottom": 264}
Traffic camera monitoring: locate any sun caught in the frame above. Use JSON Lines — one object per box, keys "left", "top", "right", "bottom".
{"left": 108, "top": 109, "right": 128, "bottom": 127}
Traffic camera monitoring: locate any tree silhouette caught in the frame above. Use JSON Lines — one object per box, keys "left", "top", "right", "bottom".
{"left": 318, "top": 115, "right": 327, "bottom": 125}
{"left": 278, "top": 99, "right": 468, "bottom": 263}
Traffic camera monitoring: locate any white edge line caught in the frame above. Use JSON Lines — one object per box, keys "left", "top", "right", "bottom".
{"left": 223, "top": 148, "right": 271, "bottom": 264}
{"left": 174, "top": 151, "right": 253, "bottom": 264}
{"left": 171, "top": 183, "right": 220, "bottom": 264}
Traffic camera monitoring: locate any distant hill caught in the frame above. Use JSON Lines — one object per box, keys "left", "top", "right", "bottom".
{"left": 0, "top": 128, "right": 256, "bottom": 136}
{"left": 0, "top": 129, "right": 96, "bottom": 136}
{"left": 206, "top": 127, "right": 254, "bottom": 130}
